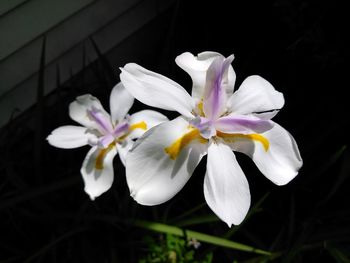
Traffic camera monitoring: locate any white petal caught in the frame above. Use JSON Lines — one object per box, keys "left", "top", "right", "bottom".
{"left": 120, "top": 63, "right": 194, "bottom": 118}
{"left": 47, "top": 125, "right": 96, "bottom": 149}
{"left": 128, "top": 110, "right": 169, "bottom": 139}
{"left": 227, "top": 75, "right": 285, "bottom": 116}
{"left": 227, "top": 67, "right": 236, "bottom": 98}
{"left": 175, "top": 52, "right": 236, "bottom": 100}
{"left": 175, "top": 52, "right": 219, "bottom": 99}
{"left": 252, "top": 111, "right": 279, "bottom": 120}
{"left": 109, "top": 82, "right": 134, "bottom": 124}
{"left": 81, "top": 145, "right": 118, "bottom": 200}
{"left": 69, "top": 94, "right": 112, "bottom": 133}
{"left": 229, "top": 122, "right": 302, "bottom": 185}
{"left": 204, "top": 142, "right": 251, "bottom": 226}
{"left": 126, "top": 117, "right": 207, "bottom": 205}
{"left": 116, "top": 139, "right": 133, "bottom": 166}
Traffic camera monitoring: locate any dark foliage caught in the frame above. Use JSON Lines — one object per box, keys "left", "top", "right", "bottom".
{"left": 0, "top": 0, "right": 349, "bottom": 262}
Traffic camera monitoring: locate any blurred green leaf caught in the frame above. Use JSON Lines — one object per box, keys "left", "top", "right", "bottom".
{"left": 325, "top": 243, "right": 350, "bottom": 263}
{"left": 135, "top": 220, "right": 272, "bottom": 256}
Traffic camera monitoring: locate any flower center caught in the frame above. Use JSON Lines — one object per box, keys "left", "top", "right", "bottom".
{"left": 115, "top": 121, "right": 147, "bottom": 143}
{"left": 164, "top": 100, "right": 270, "bottom": 160}
{"left": 193, "top": 101, "right": 270, "bottom": 147}
{"left": 95, "top": 121, "right": 148, "bottom": 170}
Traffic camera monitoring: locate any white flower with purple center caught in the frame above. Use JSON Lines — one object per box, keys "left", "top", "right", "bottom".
{"left": 47, "top": 83, "right": 168, "bottom": 200}
{"left": 120, "top": 51, "right": 303, "bottom": 226}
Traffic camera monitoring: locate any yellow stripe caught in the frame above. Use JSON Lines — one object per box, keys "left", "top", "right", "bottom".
{"left": 165, "top": 128, "right": 207, "bottom": 160}
{"left": 197, "top": 100, "right": 205, "bottom": 116}
{"left": 130, "top": 121, "right": 147, "bottom": 131}
{"left": 117, "top": 121, "right": 148, "bottom": 143}
{"left": 95, "top": 142, "right": 115, "bottom": 170}
{"left": 217, "top": 131, "right": 269, "bottom": 151}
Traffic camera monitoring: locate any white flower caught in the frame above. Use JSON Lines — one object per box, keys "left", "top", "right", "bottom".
{"left": 47, "top": 83, "right": 168, "bottom": 200}
{"left": 120, "top": 52, "right": 303, "bottom": 226}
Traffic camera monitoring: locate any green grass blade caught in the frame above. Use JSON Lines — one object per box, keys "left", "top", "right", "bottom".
{"left": 134, "top": 220, "right": 272, "bottom": 256}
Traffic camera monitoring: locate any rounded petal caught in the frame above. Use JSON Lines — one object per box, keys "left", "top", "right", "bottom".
{"left": 128, "top": 110, "right": 169, "bottom": 139}
{"left": 204, "top": 142, "right": 251, "bottom": 226}
{"left": 116, "top": 139, "right": 133, "bottom": 166}
{"left": 120, "top": 63, "right": 194, "bottom": 118}
{"left": 81, "top": 145, "right": 118, "bottom": 200}
{"left": 126, "top": 117, "right": 207, "bottom": 205}
{"left": 109, "top": 82, "right": 134, "bottom": 124}
{"left": 47, "top": 125, "right": 97, "bottom": 149}
{"left": 227, "top": 75, "right": 285, "bottom": 116}
{"left": 229, "top": 122, "right": 303, "bottom": 185}
{"left": 175, "top": 52, "right": 236, "bottom": 99}
{"left": 69, "top": 94, "right": 112, "bottom": 133}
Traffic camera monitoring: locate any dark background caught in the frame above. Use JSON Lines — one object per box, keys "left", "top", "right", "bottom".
{"left": 1, "top": 0, "right": 349, "bottom": 262}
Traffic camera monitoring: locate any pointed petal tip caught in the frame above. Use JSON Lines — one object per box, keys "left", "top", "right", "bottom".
{"left": 225, "top": 221, "right": 234, "bottom": 228}
{"left": 84, "top": 186, "right": 96, "bottom": 201}
{"left": 129, "top": 188, "right": 155, "bottom": 206}
{"left": 119, "top": 67, "right": 126, "bottom": 74}
{"left": 221, "top": 216, "right": 244, "bottom": 228}
{"left": 130, "top": 191, "right": 146, "bottom": 206}
{"left": 129, "top": 188, "right": 140, "bottom": 201}
{"left": 46, "top": 135, "right": 53, "bottom": 146}
{"left": 46, "top": 134, "right": 57, "bottom": 147}
{"left": 84, "top": 183, "right": 105, "bottom": 201}
{"left": 227, "top": 54, "right": 235, "bottom": 62}
{"left": 225, "top": 213, "right": 246, "bottom": 227}
{"left": 221, "top": 209, "right": 247, "bottom": 227}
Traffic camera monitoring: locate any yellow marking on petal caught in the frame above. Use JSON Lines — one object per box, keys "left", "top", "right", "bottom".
{"left": 116, "top": 121, "right": 148, "bottom": 143}
{"left": 165, "top": 128, "right": 208, "bottom": 160}
{"left": 116, "top": 134, "right": 128, "bottom": 143}
{"left": 217, "top": 131, "right": 270, "bottom": 151}
{"left": 197, "top": 100, "right": 205, "bottom": 117}
{"left": 130, "top": 121, "right": 147, "bottom": 131}
{"left": 95, "top": 142, "right": 115, "bottom": 170}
